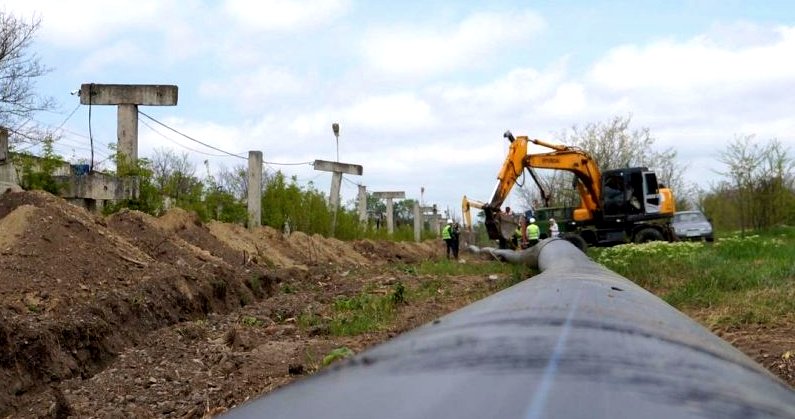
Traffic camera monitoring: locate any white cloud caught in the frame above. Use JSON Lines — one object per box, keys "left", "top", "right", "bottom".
{"left": 199, "top": 66, "right": 307, "bottom": 105}
{"left": 4, "top": 0, "right": 165, "bottom": 47}
{"left": 221, "top": 0, "right": 351, "bottom": 31}
{"left": 589, "top": 25, "right": 795, "bottom": 91}
{"left": 76, "top": 40, "right": 149, "bottom": 73}
{"left": 361, "top": 10, "right": 546, "bottom": 77}
{"left": 287, "top": 93, "right": 435, "bottom": 137}
{"left": 539, "top": 83, "right": 587, "bottom": 116}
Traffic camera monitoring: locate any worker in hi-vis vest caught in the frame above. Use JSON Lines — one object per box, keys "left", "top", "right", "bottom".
{"left": 526, "top": 217, "right": 540, "bottom": 247}
{"left": 442, "top": 219, "right": 455, "bottom": 259}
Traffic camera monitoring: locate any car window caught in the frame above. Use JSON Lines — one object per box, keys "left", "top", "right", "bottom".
{"left": 675, "top": 212, "right": 706, "bottom": 223}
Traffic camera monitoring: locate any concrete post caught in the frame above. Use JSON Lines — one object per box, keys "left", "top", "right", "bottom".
{"left": 372, "top": 191, "right": 406, "bottom": 235}
{"left": 117, "top": 104, "right": 139, "bottom": 163}
{"left": 313, "top": 159, "right": 363, "bottom": 235}
{"left": 358, "top": 185, "right": 368, "bottom": 225}
{"left": 330, "top": 172, "right": 342, "bottom": 233}
{"left": 413, "top": 201, "right": 421, "bottom": 242}
{"left": 0, "top": 127, "right": 7, "bottom": 162}
{"left": 247, "top": 151, "right": 262, "bottom": 229}
{"left": 79, "top": 84, "right": 178, "bottom": 171}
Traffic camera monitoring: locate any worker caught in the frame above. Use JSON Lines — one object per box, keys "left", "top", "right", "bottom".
{"left": 526, "top": 217, "right": 540, "bottom": 247}
{"left": 512, "top": 226, "right": 522, "bottom": 249}
{"left": 451, "top": 222, "right": 461, "bottom": 260}
{"left": 442, "top": 219, "right": 455, "bottom": 259}
{"left": 549, "top": 217, "right": 559, "bottom": 238}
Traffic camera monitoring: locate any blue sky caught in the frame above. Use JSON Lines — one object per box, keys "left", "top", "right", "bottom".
{"left": 6, "top": 0, "right": 795, "bottom": 219}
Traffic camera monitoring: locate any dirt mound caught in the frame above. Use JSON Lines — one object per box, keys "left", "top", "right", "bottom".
{"left": 353, "top": 239, "right": 441, "bottom": 263}
{"left": 208, "top": 221, "right": 299, "bottom": 269}
{"left": 0, "top": 204, "right": 37, "bottom": 249}
{"left": 0, "top": 190, "right": 451, "bottom": 416}
{"left": 0, "top": 192, "right": 270, "bottom": 415}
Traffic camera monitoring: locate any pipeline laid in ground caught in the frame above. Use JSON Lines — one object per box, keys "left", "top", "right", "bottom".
{"left": 223, "top": 238, "right": 795, "bottom": 419}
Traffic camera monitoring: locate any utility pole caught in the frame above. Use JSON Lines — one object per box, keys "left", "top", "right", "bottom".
{"left": 314, "top": 159, "right": 363, "bottom": 235}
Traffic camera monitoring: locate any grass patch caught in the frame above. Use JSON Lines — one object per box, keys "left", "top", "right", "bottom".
{"left": 590, "top": 227, "right": 795, "bottom": 327}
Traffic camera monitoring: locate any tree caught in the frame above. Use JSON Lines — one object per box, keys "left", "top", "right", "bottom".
{"left": 710, "top": 135, "right": 795, "bottom": 232}
{"left": 516, "top": 115, "right": 688, "bottom": 211}
{"left": 150, "top": 148, "right": 200, "bottom": 203}
{"left": 0, "top": 11, "right": 54, "bottom": 144}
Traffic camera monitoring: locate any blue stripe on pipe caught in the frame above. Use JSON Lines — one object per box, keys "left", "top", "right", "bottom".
{"left": 525, "top": 291, "right": 582, "bottom": 419}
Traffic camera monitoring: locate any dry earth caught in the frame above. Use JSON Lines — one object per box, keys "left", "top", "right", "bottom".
{"left": 0, "top": 190, "right": 793, "bottom": 418}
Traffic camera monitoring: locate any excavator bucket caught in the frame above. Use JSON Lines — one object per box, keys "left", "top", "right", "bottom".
{"left": 484, "top": 207, "right": 521, "bottom": 246}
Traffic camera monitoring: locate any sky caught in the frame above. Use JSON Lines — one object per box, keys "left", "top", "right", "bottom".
{"left": 5, "top": 0, "right": 795, "bottom": 220}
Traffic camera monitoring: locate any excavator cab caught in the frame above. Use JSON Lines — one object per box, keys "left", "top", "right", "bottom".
{"left": 600, "top": 167, "right": 671, "bottom": 220}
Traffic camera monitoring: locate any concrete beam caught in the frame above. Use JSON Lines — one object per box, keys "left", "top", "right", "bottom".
{"left": 54, "top": 173, "right": 137, "bottom": 201}
{"left": 372, "top": 191, "right": 406, "bottom": 200}
{"left": 79, "top": 84, "right": 178, "bottom": 106}
{"left": 313, "top": 159, "right": 363, "bottom": 176}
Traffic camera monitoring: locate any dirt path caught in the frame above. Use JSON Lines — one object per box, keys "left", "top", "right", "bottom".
{"left": 1, "top": 190, "right": 793, "bottom": 417}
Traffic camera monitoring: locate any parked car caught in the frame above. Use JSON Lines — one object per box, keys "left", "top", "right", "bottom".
{"left": 672, "top": 210, "right": 714, "bottom": 242}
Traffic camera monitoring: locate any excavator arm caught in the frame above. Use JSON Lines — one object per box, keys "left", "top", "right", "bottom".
{"left": 461, "top": 195, "right": 487, "bottom": 233}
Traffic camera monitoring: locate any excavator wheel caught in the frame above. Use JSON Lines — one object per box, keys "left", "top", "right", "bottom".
{"left": 634, "top": 227, "right": 664, "bottom": 244}
{"left": 562, "top": 233, "right": 588, "bottom": 253}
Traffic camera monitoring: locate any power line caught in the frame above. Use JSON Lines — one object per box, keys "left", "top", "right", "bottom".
{"left": 138, "top": 110, "right": 246, "bottom": 160}
{"left": 139, "top": 118, "right": 235, "bottom": 157}
{"left": 56, "top": 104, "right": 81, "bottom": 131}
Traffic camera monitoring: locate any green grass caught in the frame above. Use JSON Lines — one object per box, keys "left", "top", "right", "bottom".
{"left": 296, "top": 259, "right": 536, "bottom": 337}
{"left": 591, "top": 227, "right": 795, "bottom": 327}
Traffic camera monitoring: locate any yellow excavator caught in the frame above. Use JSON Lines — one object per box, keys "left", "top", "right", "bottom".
{"left": 482, "top": 131, "right": 676, "bottom": 249}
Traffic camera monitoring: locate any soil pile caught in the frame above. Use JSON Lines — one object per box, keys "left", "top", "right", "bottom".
{"left": 0, "top": 190, "right": 443, "bottom": 417}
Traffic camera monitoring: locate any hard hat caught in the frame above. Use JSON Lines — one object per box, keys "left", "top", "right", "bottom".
{"left": 447, "top": 219, "right": 453, "bottom": 224}
{"left": 549, "top": 218, "right": 555, "bottom": 222}
{"left": 529, "top": 217, "right": 536, "bottom": 223}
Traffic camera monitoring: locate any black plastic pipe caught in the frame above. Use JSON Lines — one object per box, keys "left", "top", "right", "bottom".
{"left": 223, "top": 238, "right": 795, "bottom": 419}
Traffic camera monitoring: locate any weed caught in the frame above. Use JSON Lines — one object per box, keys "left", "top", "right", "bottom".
{"left": 390, "top": 282, "right": 406, "bottom": 305}
{"left": 281, "top": 283, "right": 295, "bottom": 294}
{"left": 248, "top": 276, "right": 262, "bottom": 294}
{"left": 240, "top": 316, "right": 263, "bottom": 327}
{"left": 322, "top": 347, "right": 355, "bottom": 366}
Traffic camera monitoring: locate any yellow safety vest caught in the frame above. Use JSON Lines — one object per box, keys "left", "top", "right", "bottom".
{"left": 527, "top": 224, "right": 540, "bottom": 240}
{"left": 442, "top": 225, "right": 452, "bottom": 240}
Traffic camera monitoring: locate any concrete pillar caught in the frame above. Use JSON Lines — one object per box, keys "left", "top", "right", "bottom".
{"left": 313, "top": 159, "right": 363, "bottom": 236}
{"left": 385, "top": 198, "right": 394, "bottom": 235}
{"left": 372, "top": 191, "right": 405, "bottom": 235}
{"left": 247, "top": 151, "right": 262, "bottom": 229}
{"left": 413, "top": 201, "right": 421, "bottom": 242}
{"left": 358, "top": 185, "right": 367, "bottom": 225}
{"left": 329, "top": 172, "right": 342, "bottom": 233}
{"left": 79, "top": 83, "right": 178, "bottom": 172}
{"left": 117, "top": 104, "right": 139, "bottom": 164}
{"left": 0, "top": 127, "right": 7, "bottom": 162}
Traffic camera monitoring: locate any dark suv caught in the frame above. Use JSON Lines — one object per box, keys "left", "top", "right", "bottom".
{"left": 672, "top": 210, "right": 714, "bottom": 242}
